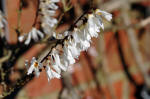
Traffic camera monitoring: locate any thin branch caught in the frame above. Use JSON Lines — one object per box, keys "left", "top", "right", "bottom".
{"left": 0, "top": 51, "right": 11, "bottom": 63}
{"left": 104, "top": 16, "right": 150, "bottom": 33}
{"left": 15, "top": 0, "right": 23, "bottom": 37}
{"left": 1, "top": 74, "right": 34, "bottom": 99}
{"left": 121, "top": 1, "right": 150, "bottom": 88}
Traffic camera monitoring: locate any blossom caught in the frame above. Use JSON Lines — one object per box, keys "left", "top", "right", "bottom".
{"left": 25, "top": 60, "right": 29, "bottom": 68}
{"left": 67, "top": 38, "right": 80, "bottom": 58}
{"left": 72, "top": 28, "right": 82, "bottom": 43}
{"left": 18, "top": 0, "right": 60, "bottom": 43}
{"left": 41, "top": 17, "right": 57, "bottom": 34}
{"left": 78, "top": 40, "right": 90, "bottom": 51}
{"left": 25, "top": 9, "right": 112, "bottom": 82}
{"left": 95, "top": 9, "right": 112, "bottom": 21}
{"left": 40, "top": 0, "right": 59, "bottom": 10}
{"left": 63, "top": 44, "right": 76, "bottom": 64}
{"left": 46, "top": 66, "right": 61, "bottom": 81}
{"left": 40, "top": 0, "right": 59, "bottom": 35}
{"left": 72, "top": 29, "right": 90, "bottom": 51}
{"left": 45, "top": 60, "right": 61, "bottom": 81}
{"left": 87, "top": 14, "right": 103, "bottom": 35}
{"left": 51, "top": 49, "right": 68, "bottom": 73}
{"left": 18, "top": 35, "right": 25, "bottom": 42}
{"left": 82, "top": 28, "right": 91, "bottom": 41}
{"left": 27, "top": 57, "right": 43, "bottom": 77}
{"left": 18, "top": 28, "right": 44, "bottom": 45}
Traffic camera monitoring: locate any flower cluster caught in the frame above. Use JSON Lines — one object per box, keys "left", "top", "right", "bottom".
{"left": 18, "top": 0, "right": 59, "bottom": 45}
{"left": 26, "top": 9, "right": 112, "bottom": 82}
{"left": 40, "top": 0, "right": 59, "bottom": 34}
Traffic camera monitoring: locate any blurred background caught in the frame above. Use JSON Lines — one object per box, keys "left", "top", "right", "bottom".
{"left": 0, "top": 0, "right": 150, "bottom": 99}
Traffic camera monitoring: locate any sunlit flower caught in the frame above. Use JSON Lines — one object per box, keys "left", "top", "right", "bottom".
{"left": 63, "top": 44, "right": 76, "bottom": 64}
{"left": 41, "top": 16, "right": 57, "bottom": 34}
{"left": 27, "top": 57, "right": 43, "bottom": 77}
{"left": 25, "top": 60, "right": 29, "bottom": 68}
{"left": 72, "top": 28, "right": 90, "bottom": 51}
{"left": 18, "top": 35, "right": 25, "bottom": 42}
{"left": 40, "top": 0, "right": 59, "bottom": 35}
{"left": 87, "top": 14, "right": 103, "bottom": 37}
{"left": 51, "top": 49, "right": 68, "bottom": 72}
{"left": 46, "top": 65, "right": 61, "bottom": 81}
{"left": 95, "top": 9, "right": 112, "bottom": 21}
{"left": 67, "top": 38, "right": 80, "bottom": 58}
{"left": 45, "top": 60, "right": 61, "bottom": 81}
{"left": 40, "top": 0, "right": 59, "bottom": 10}
{"left": 18, "top": 28, "right": 44, "bottom": 45}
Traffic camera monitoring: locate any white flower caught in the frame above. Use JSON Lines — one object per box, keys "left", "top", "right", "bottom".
{"left": 82, "top": 28, "right": 91, "bottom": 41}
{"left": 67, "top": 38, "right": 80, "bottom": 58}
{"left": 51, "top": 49, "right": 68, "bottom": 73}
{"left": 31, "top": 28, "right": 44, "bottom": 41}
{"left": 41, "top": 23, "right": 55, "bottom": 35}
{"left": 78, "top": 40, "right": 90, "bottom": 51}
{"left": 45, "top": 60, "right": 61, "bottom": 81}
{"left": 95, "top": 9, "right": 112, "bottom": 21}
{"left": 46, "top": 66, "right": 61, "bottom": 82}
{"left": 41, "top": 13, "right": 57, "bottom": 35}
{"left": 39, "top": 0, "right": 59, "bottom": 35}
{"left": 18, "top": 35, "right": 25, "bottom": 42}
{"left": 40, "top": 1, "right": 58, "bottom": 10}
{"left": 51, "top": 63, "right": 61, "bottom": 74}
{"left": 63, "top": 44, "right": 76, "bottom": 64}
{"left": 27, "top": 57, "right": 43, "bottom": 77}
{"left": 42, "top": 16, "right": 57, "bottom": 28}
{"left": 87, "top": 14, "right": 102, "bottom": 37}
{"left": 41, "top": 9, "right": 56, "bottom": 16}
{"left": 24, "top": 32, "right": 32, "bottom": 45}
{"left": 53, "top": 31, "right": 69, "bottom": 39}
{"left": 72, "top": 28, "right": 91, "bottom": 51}
{"left": 25, "top": 60, "right": 29, "bottom": 68}
{"left": 19, "top": 28, "right": 44, "bottom": 45}
{"left": 72, "top": 28, "right": 83, "bottom": 43}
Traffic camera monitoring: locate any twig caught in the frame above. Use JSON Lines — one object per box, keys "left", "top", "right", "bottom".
{"left": 115, "top": 31, "right": 145, "bottom": 98}
{"left": 104, "top": 16, "right": 150, "bottom": 33}
{"left": 68, "top": 9, "right": 89, "bottom": 31}
{"left": 1, "top": 74, "right": 34, "bottom": 99}
{"left": 121, "top": 1, "right": 150, "bottom": 88}
{"left": 0, "top": 51, "right": 11, "bottom": 63}
{"left": 16, "top": 0, "right": 23, "bottom": 35}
